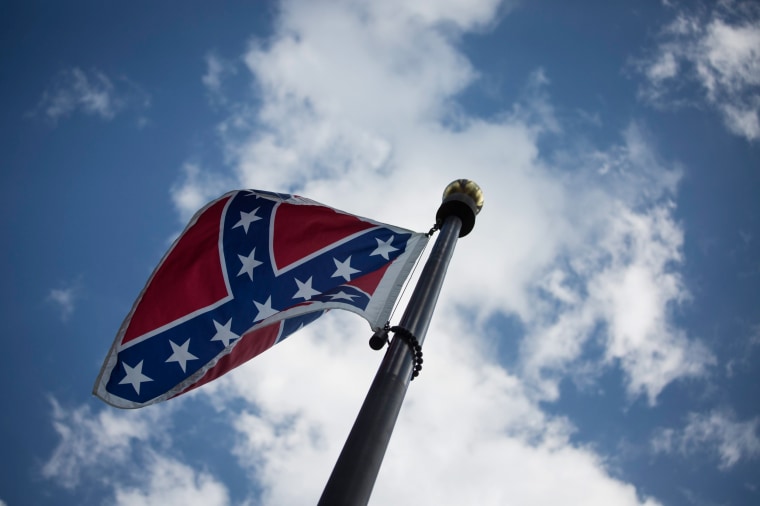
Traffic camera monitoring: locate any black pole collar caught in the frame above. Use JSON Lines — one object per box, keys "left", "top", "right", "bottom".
{"left": 436, "top": 193, "right": 478, "bottom": 237}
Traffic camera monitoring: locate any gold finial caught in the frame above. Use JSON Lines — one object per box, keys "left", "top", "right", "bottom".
{"left": 435, "top": 179, "right": 484, "bottom": 237}
{"left": 442, "top": 179, "right": 484, "bottom": 215}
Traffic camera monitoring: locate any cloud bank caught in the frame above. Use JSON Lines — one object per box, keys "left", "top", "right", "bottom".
{"left": 166, "top": 0, "right": 713, "bottom": 503}
{"left": 43, "top": 0, "right": 720, "bottom": 504}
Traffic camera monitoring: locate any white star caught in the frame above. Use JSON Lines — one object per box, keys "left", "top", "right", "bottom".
{"left": 118, "top": 360, "right": 153, "bottom": 395}
{"left": 293, "top": 277, "right": 321, "bottom": 300}
{"left": 237, "top": 247, "right": 263, "bottom": 281}
{"left": 232, "top": 208, "right": 262, "bottom": 234}
{"left": 253, "top": 296, "right": 278, "bottom": 322}
{"left": 332, "top": 256, "right": 360, "bottom": 281}
{"left": 370, "top": 236, "right": 398, "bottom": 260}
{"left": 166, "top": 339, "right": 199, "bottom": 373}
{"left": 330, "top": 290, "right": 357, "bottom": 301}
{"left": 210, "top": 318, "right": 239, "bottom": 347}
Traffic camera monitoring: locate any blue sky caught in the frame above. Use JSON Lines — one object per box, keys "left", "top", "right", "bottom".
{"left": 2, "top": 0, "right": 759, "bottom": 504}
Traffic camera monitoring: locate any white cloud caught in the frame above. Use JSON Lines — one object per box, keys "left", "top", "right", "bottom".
{"left": 516, "top": 124, "right": 713, "bottom": 403}
{"left": 726, "top": 323, "right": 760, "bottom": 377}
{"left": 31, "top": 67, "right": 150, "bottom": 124}
{"left": 42, "top": 398, "right": 230, "bottom": 505}
{"left": 47, "top": 283, "right": 80, "bottom": 321}
{"left": 198, "top": 312, "right": 661, "bottom": 505}
{"left": 202, "top": 53, "right": 226, "bottom": 93}
{"left": 646, "top": 50, "right": 679, "bottom": 82}
{"left": 219, "top": 2, "right": 712, "bottom": 402}
{"left": 170, "top": 163, "right": 234, "bottom": 223}
{"left": 202, "top": 52, "right": 238, "bottom": 105}
{"left": 112, "top": 453, "right": 229, "bottom": 506}
{"left": 41, "top": 397, "right": 164, "bottom": 488}
{"left": 520, "top": 200, "right": 713, "bottom": 404}
{"left": 652, "top": 410, "right": 760, "bottom": 470}
{"left": 636, "top": 1, "right": 760, "bottom": 140}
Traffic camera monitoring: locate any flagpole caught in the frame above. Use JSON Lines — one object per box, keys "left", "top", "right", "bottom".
{"left": 318, "top": 180, "right": 484, "bottom": 506}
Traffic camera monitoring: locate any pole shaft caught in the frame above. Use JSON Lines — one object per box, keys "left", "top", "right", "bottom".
{"left": 318, "top": 215, "right": 463, "bottom": 506}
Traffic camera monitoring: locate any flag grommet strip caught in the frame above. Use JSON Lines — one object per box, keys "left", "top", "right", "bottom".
{"left": 390, "top": 326, "right": 423, "bottom": 380}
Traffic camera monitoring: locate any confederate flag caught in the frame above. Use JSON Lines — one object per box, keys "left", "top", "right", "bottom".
{"left": 94, "top": 189, "right": 427, "bottom": 408}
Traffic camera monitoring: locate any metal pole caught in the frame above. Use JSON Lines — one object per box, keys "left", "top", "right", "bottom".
{"left": 318, "top": 180, "right": 483, "bottom": 506}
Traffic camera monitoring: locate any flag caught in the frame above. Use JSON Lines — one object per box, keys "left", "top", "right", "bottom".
{"left": 93, "top": 189, "right": 428, "bottom": 408}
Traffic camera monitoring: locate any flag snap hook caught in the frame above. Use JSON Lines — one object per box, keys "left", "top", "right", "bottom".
{"left": 369, "top": 327, "right": 390, "bottom": 350}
